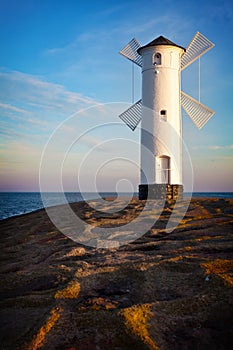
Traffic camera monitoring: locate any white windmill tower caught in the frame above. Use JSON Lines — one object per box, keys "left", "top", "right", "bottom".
{"left": 118, "top": 32, "right": 215, "bottom": 200}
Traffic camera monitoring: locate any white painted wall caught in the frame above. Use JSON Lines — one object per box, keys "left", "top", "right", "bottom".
{"left": 139, "top": 44, "right": 184, "bottom": 185}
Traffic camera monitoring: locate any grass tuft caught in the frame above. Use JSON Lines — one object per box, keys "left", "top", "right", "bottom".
{"left": 27, "top": 307, "right": 62, "bottom": 350}
{"left": 121, "top": 303, "right": 159, "bottom": 350}
{"left": 201, "top": 259, "right": 233, "bottom": 285}
{"left": 54, "top": 280, "right": 80, "bottom": 299}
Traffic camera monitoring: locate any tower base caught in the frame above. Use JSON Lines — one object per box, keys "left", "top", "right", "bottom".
{"left": 139, "top": 184, "right": 183, "bottom": 201}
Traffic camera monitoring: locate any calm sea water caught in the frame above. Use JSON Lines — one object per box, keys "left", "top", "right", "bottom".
{"left": 0, "top": 192, "right": 232, "bottom": 220}
{"left": 0, "top": 192, "right": 133, "bottom": 220}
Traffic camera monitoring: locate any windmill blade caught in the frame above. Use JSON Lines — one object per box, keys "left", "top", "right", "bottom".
{"left": 181, "top": 32, "right": 214, "bottom": 70}
{"left": 119, "top": 99, "right": 142, "bottom": 131}
{"left": 181, "top": 91, "right": 215, "bottom": 129}
{"left": 119, "top": 38, "right": 142, "bottom": 67}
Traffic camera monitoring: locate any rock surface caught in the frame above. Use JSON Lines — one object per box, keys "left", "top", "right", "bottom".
{"left": 0, "top": 197, "right": 233, "bottom": 350}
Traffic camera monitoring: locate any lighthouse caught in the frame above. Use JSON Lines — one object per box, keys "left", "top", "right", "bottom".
{"left": 118, "top": 33, "right": 215, "bottom": 201}
{"left": 138, "top": 36, "right": 185, "bottom": 200}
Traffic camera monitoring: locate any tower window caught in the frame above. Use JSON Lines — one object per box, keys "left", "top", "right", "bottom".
{"left": 160, "top": 109, "right": 167, "bottom": 121}
{"left": 153, "top": 53, "right": 161, "bottom": 65}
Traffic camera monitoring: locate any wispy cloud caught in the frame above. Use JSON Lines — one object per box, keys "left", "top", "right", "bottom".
{"left": 95, "top": 3, "right": 127, "bottom": 18}
{"left": 0, "top": 140, "right": 42, "bottom": 170}
{"left": 0, "top": 69, "right": 99, "bottom": 140}
{"left": 208, "top": 145, "right": 233, "bottom": 150}
{"left": 0, "top": 67, "right": 106, "bottom": 182}
{"left": 44, "top": 12, "right": 190, "bottom": 60}
{"left": 0, "top": 69, "right": 116, "bottom": 182}
{"left": 0, "top": 69, "right": 96, "bottom": 110}
{"left": 192, "top": 145, "right": 233, "bottom": 150}
{"left": 0, "top": 102, "right": 30, "bottom": 114}
{"left": 44, "top": 32, "right": 99, "bottom": 56}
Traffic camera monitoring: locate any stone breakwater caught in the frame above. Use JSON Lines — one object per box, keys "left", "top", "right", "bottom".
{"left": 0, "top": 198, "right": 233, "bottom": 350}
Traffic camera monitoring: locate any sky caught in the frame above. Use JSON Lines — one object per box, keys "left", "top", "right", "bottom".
{"left": 0, "top": 0, "right": 233, "bottom": 192}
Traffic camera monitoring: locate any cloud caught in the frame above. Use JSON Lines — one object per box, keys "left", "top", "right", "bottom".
{"left": 0, "top": 69, "right": 96, "bottom": 111}
{"left": 211, "top": 145, "right": 233, "bottom": 150}
{"left": 44, "top": 32, "right": 100, "bottom": 56}
{"left": 0, "top": 102, "right": 29, "bottom": 114}
{"left": 95, "top": 3, "right": 127, "bottom": 18}
{"left": 0, "top": 70, "right": 129, "bottom": 190}
{"left": 0, "top": 68, "right": 110, "bottom": 191}
{"left": 0, "top": 69, "right": 99, "bottom": 142}
{"left": 44, "top": 12, "right": 191, "bottom": 61}
{"left": 0, "top": 140, "right": 42, "bottom": 168}
{"left": 192, "top": 145, "right": 233, "bottom": 150}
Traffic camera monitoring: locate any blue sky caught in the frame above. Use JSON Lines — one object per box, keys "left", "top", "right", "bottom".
{"left": 0, "top": 0, "right": 232, "bottom": 192}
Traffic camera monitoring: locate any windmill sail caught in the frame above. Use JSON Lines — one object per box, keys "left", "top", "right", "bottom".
{"left": 119, "top": 99, "right": 142, "bottom": 131}
{"left": 181, "top": 32, "right": 215, "bottom": 70}
{"left": 119, "top": 38, "right": 142, "bottom": 67}
{"left": 181, "top": 91, "right": 215, "bottom": 129}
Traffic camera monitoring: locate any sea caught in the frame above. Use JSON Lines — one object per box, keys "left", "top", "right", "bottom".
{"left": 0, "top": 192, "right": 233, "bottom": 221}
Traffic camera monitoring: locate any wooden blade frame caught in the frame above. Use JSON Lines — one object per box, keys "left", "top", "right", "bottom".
{"left": 119, "top": 38, "right": 142, "bottom": 67}
{"left": 181, "top": 32, "right": 215, "bottom": 70}
{"left": 119, "top": 99, "right": 142, "bottom": 131}
{"left": 181, "top": 91, "right": 215, "bottom": 129}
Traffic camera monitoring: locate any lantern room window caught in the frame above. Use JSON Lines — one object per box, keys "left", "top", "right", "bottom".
{"left": 153, "top": 53, "right": 161, "bottom": 65}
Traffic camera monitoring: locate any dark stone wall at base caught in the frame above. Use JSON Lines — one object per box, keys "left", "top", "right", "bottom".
{"left": 139, "top": 184, "right": 183, "bottom": 201}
